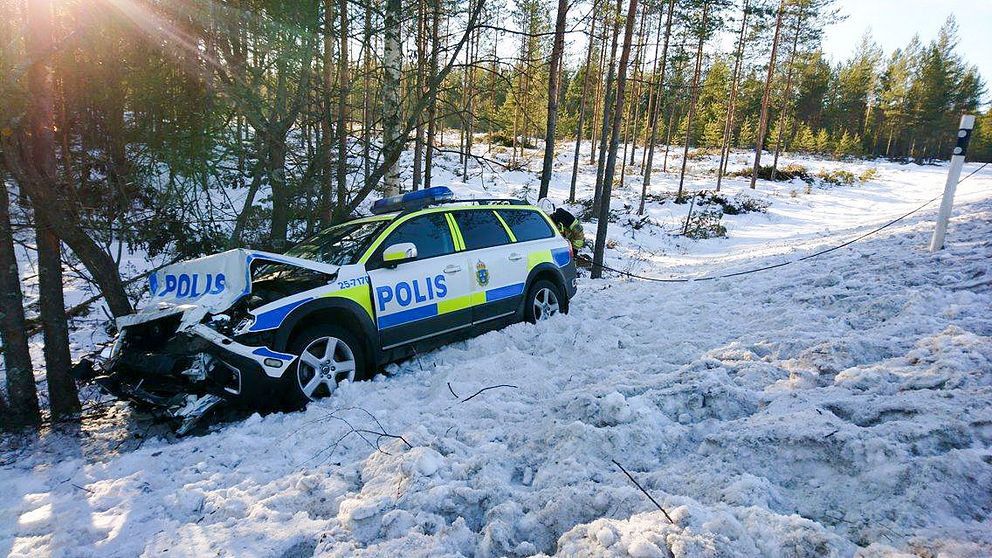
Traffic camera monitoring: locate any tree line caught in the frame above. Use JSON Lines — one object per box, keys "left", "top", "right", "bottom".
{"left": 0, "top": 0, "right": 988, "bottom": 428}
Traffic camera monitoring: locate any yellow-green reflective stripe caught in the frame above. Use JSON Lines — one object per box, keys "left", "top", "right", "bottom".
{"left": 436, "top": 291, "right": 486, "bottom": 315}
{"left": 453, "top": 215, "right": 466, "bottom": 250}
{"left": 493, "top": 211, "right": 517, "bottom": 242}
{"left": 445, "top": 213, "right": 466, "bottom": 251}
{"left": 528, "top": 250, "right": 553, "bottom": 270}
{"left": 321, "top": 285, "right": 374, "bottom": 319}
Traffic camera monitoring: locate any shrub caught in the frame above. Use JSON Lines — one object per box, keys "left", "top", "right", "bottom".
{"left": 695, "top": 190, "right": 770, "bottom": 215}
{"left": 731, "top": 163, "right": 812, "bottom": 183}
{"left": 684, "top": 208, "right": 727, "bottom": 239}
{"left": 816, "top": 168, "right": 856, "bottom": 186}
{"left": 486, "top": 132, "right": 536, "bottom": 149}
{"left": 686, "top": 147, "right": 721, "bottom": 160}
{"left": 859, "top": 167, "right": 879, "bottom": 182}
{"left": 487, "top": 132, "right": 515, "bottom": 147}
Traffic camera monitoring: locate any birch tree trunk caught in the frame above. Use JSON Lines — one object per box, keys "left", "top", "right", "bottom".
{"left": 383, "top": 0, "right": 403, "bottom": 192}
{"left": 319, "top": 0, "right": 335, "bottom": 224}
{"left": 363, "top": 4, "right": 374, "bottom": 182}
{"left": 423, "top": 0, "right": 441, "bottom": 189}
{"left": 335, "top": 0, "right": 350, "bottom": 219}
{"left": 461, "top": 0, "right": 479, "bottom": 179}
{"left": 413, "top": 0, "right": 427, "bottom": 190}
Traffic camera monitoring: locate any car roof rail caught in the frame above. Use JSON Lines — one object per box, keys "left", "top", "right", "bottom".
{"left": 435, "top": 198, "right": 529, "bottom": 207}
{"left": 394, "top": 197, "right": 530, "bottom": 218}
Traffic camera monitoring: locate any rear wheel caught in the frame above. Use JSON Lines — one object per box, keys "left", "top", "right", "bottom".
{"left": 284, "top": 324, "right": 367, "bottom": 409}
{"left": 524, "top": 279, "right": 564, "bottom": 323}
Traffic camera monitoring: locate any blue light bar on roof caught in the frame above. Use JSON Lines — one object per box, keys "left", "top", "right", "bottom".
{"left": 370, "top": 186, "right": 455, "bottom": 215}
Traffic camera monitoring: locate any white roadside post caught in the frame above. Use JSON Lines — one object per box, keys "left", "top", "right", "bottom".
{"left": 929, "top": 114, "right": 976, "bottom": 252}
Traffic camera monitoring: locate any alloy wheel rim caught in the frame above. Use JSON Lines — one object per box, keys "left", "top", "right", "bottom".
{"left": 297, "top": 336, "right": 356, "bottom": 400}
{"left": 533, "top": 287, "right": 560, "bottom": 321}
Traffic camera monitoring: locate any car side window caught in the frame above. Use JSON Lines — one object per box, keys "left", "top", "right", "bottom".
{"left": 373, "top": 213, "right": 454, "bottom": 265}
{"left": 496, "top": 209, "right": 554, "bottom": 242}
{"left": 452, "top": 210, "right": 511, "bottom": 250}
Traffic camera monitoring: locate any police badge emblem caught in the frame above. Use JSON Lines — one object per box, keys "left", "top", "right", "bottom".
{"left": 475, "top": 260, "right": 489, "bottom": 287}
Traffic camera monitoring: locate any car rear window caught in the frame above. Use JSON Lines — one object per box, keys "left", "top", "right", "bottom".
{"left": 452, "top": 210, "right": 510, "bottom": 250}
{"left": 497, "top": 209, "right": 554, "bottom": 242}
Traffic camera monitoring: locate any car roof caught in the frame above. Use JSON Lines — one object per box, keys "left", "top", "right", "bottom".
{"left": 341, "top": 201, "right": 542, "bottom": 228}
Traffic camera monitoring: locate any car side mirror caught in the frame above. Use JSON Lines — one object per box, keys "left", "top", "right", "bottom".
{"left": 382, "top": 242, "right": 418, "bottom": 267}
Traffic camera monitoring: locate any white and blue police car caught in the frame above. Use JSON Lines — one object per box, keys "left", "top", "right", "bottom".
{"left": 83, "top": 187, "right": 577, "bottom": 423}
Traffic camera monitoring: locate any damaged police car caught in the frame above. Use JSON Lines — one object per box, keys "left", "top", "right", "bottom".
{"left": 79, "top": 187, "right": 577, "bottom": 431}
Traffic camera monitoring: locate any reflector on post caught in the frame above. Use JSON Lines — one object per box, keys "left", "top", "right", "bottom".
{"left": 929, "top": 114, "right": 975, "bottom": 252}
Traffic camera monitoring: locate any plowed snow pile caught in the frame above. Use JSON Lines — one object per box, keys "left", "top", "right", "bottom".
{"left": 2, "top": 156, "right": 991, "bottom": 557}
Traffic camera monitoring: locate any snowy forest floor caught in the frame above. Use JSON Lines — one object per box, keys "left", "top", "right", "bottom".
{"left": 1, "top": 145, "right": 991, "bottom": 557}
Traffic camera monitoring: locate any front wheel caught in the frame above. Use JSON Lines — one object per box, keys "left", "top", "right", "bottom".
{"left": 524, "top": 279, "right": 564, "bottom": 323}
{"left": 284, "top": 324, "right": 367, "bottom": 409}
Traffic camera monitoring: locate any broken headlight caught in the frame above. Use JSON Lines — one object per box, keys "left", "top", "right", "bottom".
{"left": 109, "top": 331, "right": 126, "bottom": 360}
{"left": 233, "top": 315, "right": 255, "bottom": 335}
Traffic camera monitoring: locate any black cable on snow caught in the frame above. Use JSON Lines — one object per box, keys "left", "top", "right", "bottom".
{"left": 591, "top": 161, "right": 990, "bottom": 283}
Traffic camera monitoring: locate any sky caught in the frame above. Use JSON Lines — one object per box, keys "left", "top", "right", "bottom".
{"left": 821, "top": 0, "right": 992, "bottom": 103}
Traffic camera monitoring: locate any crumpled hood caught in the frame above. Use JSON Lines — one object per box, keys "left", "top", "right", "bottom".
{"left": 119, "top": 249, "right": 339, "bottom": 329}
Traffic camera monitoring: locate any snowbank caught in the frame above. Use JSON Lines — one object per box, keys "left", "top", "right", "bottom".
{"left": 2, "top": 148, "right": 991, "bottom": 557}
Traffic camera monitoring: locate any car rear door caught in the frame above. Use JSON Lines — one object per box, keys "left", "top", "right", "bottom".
{"left": 366, "top": 212, "right": 473, "bottom": 350}
{"left": 494, "top": 207, "right": 565, "bottom": 270}
{"left": 449, "top": 208, "right": 528, "bottom": 325}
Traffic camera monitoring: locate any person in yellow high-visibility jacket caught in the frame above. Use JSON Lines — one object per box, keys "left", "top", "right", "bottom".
{"left": 551, "top": 207, "right": 586, "bottom": 253}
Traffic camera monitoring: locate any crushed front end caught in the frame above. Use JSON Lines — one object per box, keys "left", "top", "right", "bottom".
{"left": 75, "top": 308, "right": 294, "bottom": 434}
{"left": 73, "top": 249, "right": 336, "bottom": 434}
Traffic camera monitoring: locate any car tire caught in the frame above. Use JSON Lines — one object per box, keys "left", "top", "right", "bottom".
{"left": 283, "top": 324, "right": 368, "bottom": 409}
{"left": 524, "top": 279, "right": 565, "bottom": 323}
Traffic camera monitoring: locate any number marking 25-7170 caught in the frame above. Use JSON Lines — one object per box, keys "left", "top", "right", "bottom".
{"left": 337, "top": 276, "right": 369, "bottom": 290}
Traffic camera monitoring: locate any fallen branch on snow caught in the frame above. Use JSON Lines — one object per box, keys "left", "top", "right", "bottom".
{"left": 297, "top": 406, "right": 413, "bottom": 467}
{"left": 612, "top": 458, "right": 675, "bottom": 524}
{"left": 459, "top": 384, "right": 518, "bottom": 403}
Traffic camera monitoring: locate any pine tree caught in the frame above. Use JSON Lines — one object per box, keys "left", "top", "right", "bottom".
{"left": 792, "top": 122, "right": 815, "bottom": 152}
{"left": 833, "top": 130, "right": 858, "bottom": 158}
{"left": 794, "top": 51, "right": 832, "bottom": 129}
{"left": 906, "top": 17, "right": 967, "bottom": 160}
{"left": 737, "top": 115, "right": 758, "bottom": 148}
{"left": 878, "top": 41, "right": 917, "bottom": 158}
{"left": 696, "top": 56, "right": 731, "bottom": 148}
{"left": 971, "top": 110, "right": 992, "bottom": 162}
{"left": 829, "top": 32, "right": 882, "bottom": 141}
{"left": 814, "top": 128, "right": 830, "bottom": 153}
{"left": 702, "top": 118, "right": 725, "bottom": 147}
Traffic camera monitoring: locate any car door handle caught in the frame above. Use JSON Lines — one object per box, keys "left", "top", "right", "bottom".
{"left": 508, "top": 253, "right": 524, "bottom": 261}
{"left": 443, "top": 265, "right": 463, "bottom": 274}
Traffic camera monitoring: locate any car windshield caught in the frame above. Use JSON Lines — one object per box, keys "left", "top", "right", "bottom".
{"left": 285, "top": 220, "right": 389, "bottom": 266}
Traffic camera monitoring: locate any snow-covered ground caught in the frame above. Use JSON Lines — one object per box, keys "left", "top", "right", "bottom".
{"left": 2, "top": 145, "right": 991, "bottom": 557}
